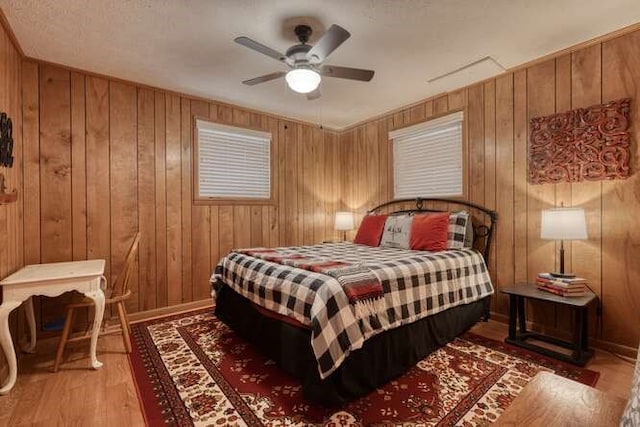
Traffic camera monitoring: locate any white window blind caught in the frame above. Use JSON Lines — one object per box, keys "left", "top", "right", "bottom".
{"left": 390, "top": 111, "right": 464, "bottom": 199}
{"left": 196, "top": 119, "right": 271, "bottom": 199}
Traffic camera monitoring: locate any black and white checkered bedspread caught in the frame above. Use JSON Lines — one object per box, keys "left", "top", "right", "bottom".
{"left": 211, "top": 242, "right": 494, "bottom": 379}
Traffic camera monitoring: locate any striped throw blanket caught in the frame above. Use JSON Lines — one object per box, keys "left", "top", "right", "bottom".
{"left": 238, "top": 248, "right": 385, "bottom": 318}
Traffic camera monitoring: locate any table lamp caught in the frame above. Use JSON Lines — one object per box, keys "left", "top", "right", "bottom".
{"left": 335, "top": 211, "right": 354, "bottom": 241}
{"left": 540, "top": 206, "right": 588, "bottom": 278}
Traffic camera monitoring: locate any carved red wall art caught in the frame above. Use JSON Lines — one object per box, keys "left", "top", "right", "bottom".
{"left": 529, "top": 98, "right": 631, "bottom": 184}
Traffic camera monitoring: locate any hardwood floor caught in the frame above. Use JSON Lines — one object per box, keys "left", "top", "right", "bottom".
{"left": 0, "top": 334, "right": 144, "bottom": 427}
{"left": 0, "top": 318, "right": 634, "bottom": 426}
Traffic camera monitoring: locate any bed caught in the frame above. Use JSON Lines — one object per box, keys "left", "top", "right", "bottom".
{"left": 211, "top": 198, "right": 497, "bottom": 404}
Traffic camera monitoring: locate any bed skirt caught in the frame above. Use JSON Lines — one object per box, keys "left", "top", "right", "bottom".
{"left": 214, "top": 283, "right": 491, "bottom": 405}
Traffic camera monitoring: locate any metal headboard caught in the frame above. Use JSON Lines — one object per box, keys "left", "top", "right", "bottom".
{"left": 367, "top": 198, "right": 498, "bottom": 264}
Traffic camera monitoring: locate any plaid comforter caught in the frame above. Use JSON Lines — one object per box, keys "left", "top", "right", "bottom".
{"left": 237, "top": 248, "right": 385, "bottom": 318}
{"left": 211, "top": 242, "right": 493, "bottom": 379}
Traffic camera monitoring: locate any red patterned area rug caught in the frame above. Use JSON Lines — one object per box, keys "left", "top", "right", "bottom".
{"left": 128, "top": 309, "right": 599, "bottom": 426}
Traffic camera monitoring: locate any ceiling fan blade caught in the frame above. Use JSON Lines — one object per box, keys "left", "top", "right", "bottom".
{"left": 307, "top": 24, "right": 350, "bottom": 62}
{"left": 242, "top": 71, "right": 286, "bottom": 86}
{"left": 306, "top": 88, "right": 322, "bottom": 101}
{"left": 235, "top": 36, "right": 287, "bottom": 62}
{"left": 321, "top": 65, "right": 375, "bottom": 82}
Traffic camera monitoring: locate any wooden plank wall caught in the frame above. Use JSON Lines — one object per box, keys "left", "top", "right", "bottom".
{"left": 0, "top": 22, "right": 23, "bottom": 373}
{"left": 21, "top": 61, "right": 342, "bottom": 330}
{"left": 340, "top": 30, "right": 640, "bottom": 351}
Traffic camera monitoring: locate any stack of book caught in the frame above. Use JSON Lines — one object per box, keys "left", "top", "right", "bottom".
{"left": 536, "top": 273, "right": 587, "bottom": 297}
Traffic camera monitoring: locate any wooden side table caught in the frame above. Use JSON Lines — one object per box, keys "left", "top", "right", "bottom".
{"left": 501, "top": 282, "right": 596, "bottom": 366}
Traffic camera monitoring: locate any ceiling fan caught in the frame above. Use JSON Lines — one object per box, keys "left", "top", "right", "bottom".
{"left": 235, "top": 24, "right": 375, "bottom": 100}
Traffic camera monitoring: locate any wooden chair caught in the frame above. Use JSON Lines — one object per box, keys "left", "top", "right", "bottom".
{"left": 53, "top": 232, "right": 141, "bottom": 372}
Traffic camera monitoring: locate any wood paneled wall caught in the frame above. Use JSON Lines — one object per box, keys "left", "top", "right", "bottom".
{"left": 21, "top": 61, "right": 341, "bottom": 328}
{"left": 340, "top": 30, "right": 640, "bottom": 351}
{"left": 0, "top": 20, "right": 22, "bottom": 371}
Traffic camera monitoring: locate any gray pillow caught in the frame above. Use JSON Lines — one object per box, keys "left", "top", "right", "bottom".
{"left": 380, "top": 215, "right": 413, "bottom": 249}
{"left": 464, "top": 216, "right": 474, "bottom": 248}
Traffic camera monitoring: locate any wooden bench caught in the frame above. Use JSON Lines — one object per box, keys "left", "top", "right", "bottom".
{"left": 495, "top": 371, "right": 627, "bottom": 426}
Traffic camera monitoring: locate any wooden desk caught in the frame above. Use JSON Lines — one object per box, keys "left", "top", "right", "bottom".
{"left": 495, "top": 371, "right": 626, "bottom": 426}
{"left": 502, "top": 283, "right": 596, "bottom": 365}
{"left": 0, "top": 260, "right": 106, "bottom": 395}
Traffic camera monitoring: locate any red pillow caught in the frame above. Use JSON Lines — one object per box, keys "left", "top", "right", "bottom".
{"left": 354, "top": 214, "right": 388, "bottom": 246}
{"left": 410, "top": 213, "right": 450, "bottom": 251}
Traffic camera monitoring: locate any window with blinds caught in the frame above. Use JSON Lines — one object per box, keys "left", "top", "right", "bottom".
{"left": 390, "top": 111, "right": 464, "bottom": 199}
{"left": 195, "top": 119, "right": 272, "bottom": 201}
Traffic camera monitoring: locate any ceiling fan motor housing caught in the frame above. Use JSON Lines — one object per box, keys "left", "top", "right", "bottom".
{"left": 287, "top": 25, "right": 317, "bottom": 66}
{"left": 286, "top": 44, "right": 313, "bottom": 66}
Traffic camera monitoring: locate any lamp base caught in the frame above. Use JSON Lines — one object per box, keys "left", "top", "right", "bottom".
{"left": 549, "top": 271, "right": 577, "bottom": 279}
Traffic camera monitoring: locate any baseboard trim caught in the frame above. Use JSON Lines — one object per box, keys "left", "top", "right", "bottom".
{"left": 129, "top": 299, "right": 214, "bottom": 324}
{"left": 593, "top": 339, "right": 638, "bottom": 360}
{"left": 489, "top": 311, "right": 638, "bottom": 359}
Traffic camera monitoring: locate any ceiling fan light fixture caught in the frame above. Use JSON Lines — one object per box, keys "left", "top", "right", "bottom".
{"left": 285, "top": 68, "right": 321, "bottom": 94}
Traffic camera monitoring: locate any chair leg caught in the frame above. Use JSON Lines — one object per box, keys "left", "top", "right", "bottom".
{"left": 53, "top": 307, "right": 75, "bottom": 373}
{"left": 116, "top": 302, "right": 132, "bottom": 353}
{"left": 125, "top": 311, "right": 133, "bottom": 335}
{"left": 122, "top": 302, "right": 133, "bottom": 349}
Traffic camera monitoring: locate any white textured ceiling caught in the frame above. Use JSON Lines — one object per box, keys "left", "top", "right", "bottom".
{"left": 2, "top": 0, "right": 640, "bottom": 129}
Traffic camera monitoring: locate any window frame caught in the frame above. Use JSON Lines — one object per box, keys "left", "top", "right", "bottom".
{"left": 192, "top": 116, "right": 276, "bottom": 205}
{"left": 389, "top": 108, "right": 468, "bottom": 201}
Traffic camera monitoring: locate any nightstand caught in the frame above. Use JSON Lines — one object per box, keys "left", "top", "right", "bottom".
{"left": 501, "top": 282, "right": 597, "bottom": 366}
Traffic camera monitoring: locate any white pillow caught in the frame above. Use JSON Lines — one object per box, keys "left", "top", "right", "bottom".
{"left": 380, "top": 215, "right": 413, "bottom": 249}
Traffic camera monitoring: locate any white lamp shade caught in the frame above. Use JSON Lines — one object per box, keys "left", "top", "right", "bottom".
{"left": 334, "top": 211, "right": 355, "bottom": 231}
{"left": 540, "top": 207, "right": 588, "bottom": 240}
{"left": 285, "top": 69, "right": 321, "bottom": 93}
